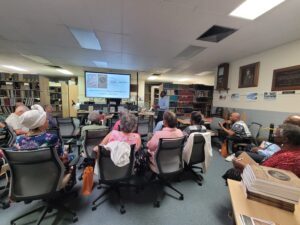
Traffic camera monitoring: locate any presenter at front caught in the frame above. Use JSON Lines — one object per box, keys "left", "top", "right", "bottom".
{"left": 156, "top": 90, "right": 169, "bottom": 124}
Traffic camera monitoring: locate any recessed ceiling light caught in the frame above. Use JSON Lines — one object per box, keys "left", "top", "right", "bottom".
{"left": 229, "top": 0, "right": 285, "bottom": 20}
{"left": 93, "top": 61, "right": 108, "bottom": 67}
{"left": 56, "top": 69, "right": 73, "bottom": 75}
{"left": 148, "top": 76, "right": 158, "bottom": 80}
{"left": 2, "top": 65, "right": 28, "bottom": 72}
{"left": 69, "top": 27, "right": 101, "bottom": 50}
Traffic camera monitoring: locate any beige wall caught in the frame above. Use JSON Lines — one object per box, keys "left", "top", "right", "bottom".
{"left": 213, "top": 39, "right": 300, "bottom": 113}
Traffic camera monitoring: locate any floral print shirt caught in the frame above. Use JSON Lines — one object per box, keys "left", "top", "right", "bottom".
{"left": 15, "top": 132, "right": 63, "bottom": 156}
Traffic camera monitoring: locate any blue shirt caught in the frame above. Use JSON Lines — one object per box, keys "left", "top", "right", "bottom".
{"left": 158, "top": 96, "right": 169, "bottom": 111}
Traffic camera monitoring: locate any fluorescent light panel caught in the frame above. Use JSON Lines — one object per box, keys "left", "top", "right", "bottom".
{"left": 2, "top": 65, "right": 28, "bottom": 72}
{"left": 69, "top": 27, "right": 101, "bottom": 50}
{"left": 147, "top": 76, "right": 158, "bottom": 81}
{"left": 93, "top": 61, "right": 108, "bottom": 68}
{"left": 230, "top": 0, "right": 285, "bottom": 20}
{"left": 56, "top": 69, "right": 73, "bottom": 75}
{"left": 178, "top": 78, "right": 189, "bottom": 82}
{"left": 196, "top": 71, "right": 214, "bottom": 76}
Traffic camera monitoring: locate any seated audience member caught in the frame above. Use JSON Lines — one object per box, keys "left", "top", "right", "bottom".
{"left": 223, "top": 115, "right": 300, "bottom": 181}
{"left": 153, "top": 120, "right": 164, "bottom": 132}
{"left": 44, "top": 104, "right": 57, "bottom": 128}
{"left": 112, "top": 110, "right": 128, "bottom": 131}
{"left": 13, "top": 104, "right": 70, "bottom": 164}
{"left": 183, "top": 111, "right": 207, "bottom": 136}
{"left": 147, "top": 111, "right": 184, "bottom": 173}
{"left": 95, "top": 112, "right": 141, "bottom": 151}
{"left": 219, "top": 112, "right": 251, "bottom": 159}
{"left": 80, "top": 111, "right": 107, "bottom": 140}
{"left": 5, "top": 105, "right": 29, "bottom": 135}
{"left": 235, "top": 141, "right": 281, "bottom": 163}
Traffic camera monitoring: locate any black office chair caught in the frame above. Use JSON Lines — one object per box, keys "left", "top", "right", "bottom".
{"left": 183, "top": 133, "right": 206, "bottom": 186}
{"left": 0, "top": 123, "right": 15, "bottom": 209}
{"left": 3, "top": 147, "right": 78, "bottom": 224}
{"left": 137, "top": 115, "right": 150, "bottom": 149}
{"left": 92, "top": 144, "right": 135, "bottom": 214}
{"left": 83, "top": 128, "right": 109, "bottom": 159}
{"left": 78, "top": 128, "right": 109, "bottom": 180}
{"left": 152, "top": 136, "right": 186, "bottom": 207}
{"left": 57, "top": 117, "right": 80, "bottom": 141}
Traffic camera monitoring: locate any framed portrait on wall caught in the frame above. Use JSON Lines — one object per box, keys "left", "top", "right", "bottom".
{"left": 216, "top": 63, "right": 229, "bottom": 90}
{"left": 272, "top": 65, "right": 300, "bottom": 91}
{"left": 238, "top": 62, "right": 260, "bottom": 88}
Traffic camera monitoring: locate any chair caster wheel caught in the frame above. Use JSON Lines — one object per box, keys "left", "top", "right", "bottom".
{"left": 153, "top": 201, "right": 160, "bottom": 208}
{"left": 97, "top": 185, "right": 102, "bottom": 189}
{"left": 197, "top": 183, "right": 202, "bottom": 186}
{"left": 120, "top": 208, "right": 126, "bottom": 214}
{"left": 179, "top": 195, "right": 184, "bottom": 200}
{"left": 73, "top": 216, "right": 78, "bottom": 223}
{"left": 78, "top": 177, "right": 83, "bottom": 181}
{"left": 92, "top": 206, "right": 97, "bottom": 211}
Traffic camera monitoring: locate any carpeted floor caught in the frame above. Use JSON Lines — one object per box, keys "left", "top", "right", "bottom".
{"left": 0, "top": 147, "right": 234, "bottom": 225}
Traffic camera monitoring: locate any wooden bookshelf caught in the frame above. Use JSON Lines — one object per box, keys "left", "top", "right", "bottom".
{"left": 159, "top": 83, "right": 213, "bottom": 116}
{"left": 0, "top": 73, "right": 49, "bottom": 115}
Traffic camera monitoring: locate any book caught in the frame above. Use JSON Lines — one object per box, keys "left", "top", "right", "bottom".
{"left": 240, "top": 214, "right": 276, "bottom": 225}
{"left": 236, "top": 151, "right": 257, "bottom": 167}
{"left": 241, "top": 180, "right": 296, "bottom": 212}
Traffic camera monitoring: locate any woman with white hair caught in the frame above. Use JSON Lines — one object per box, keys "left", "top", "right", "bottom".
{"left": 80, "top": 110, "right": 107, "bottom": 140}
{"left": 14, "top": 104, "right": 67, "bottom": 163}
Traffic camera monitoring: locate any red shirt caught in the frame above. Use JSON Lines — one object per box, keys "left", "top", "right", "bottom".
{"left": 262, "top": 148, "right": 300, "bottom": 177}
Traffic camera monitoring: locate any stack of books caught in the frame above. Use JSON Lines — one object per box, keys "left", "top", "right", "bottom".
{"left": 241, "top": 164, "right": 300, "bottom": 212}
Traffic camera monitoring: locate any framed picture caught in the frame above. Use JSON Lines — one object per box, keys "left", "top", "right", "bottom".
{"left": 272, "top": 65, "right": 300, "bottom": 91}
{"left": 216, "top": 63, "right": 229, "bottom": 90}
{"left": 238, "top": 62, "right": 260, "bottom": 88}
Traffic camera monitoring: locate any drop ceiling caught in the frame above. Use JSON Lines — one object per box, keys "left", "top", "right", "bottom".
{"left": 0, "top": 0, "right": 299, "bottom": 81}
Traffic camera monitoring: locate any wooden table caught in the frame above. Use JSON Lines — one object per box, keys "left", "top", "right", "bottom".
{"left": 228, "top": 179, "right": 300, "bottom": 225}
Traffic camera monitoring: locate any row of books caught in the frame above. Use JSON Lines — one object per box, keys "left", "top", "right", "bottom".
{"left": 0, "top": 73, "right": 39, "bottom": 82}
{"left": 0, "top": 97, "right": 36, "bottom": 107}
{"left": 241, "top": 163, "right": 300, "bottom": 212}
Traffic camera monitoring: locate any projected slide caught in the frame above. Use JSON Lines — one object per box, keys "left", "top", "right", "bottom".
{"left": 85, "top": 72, "right": 130, "bottom": 98}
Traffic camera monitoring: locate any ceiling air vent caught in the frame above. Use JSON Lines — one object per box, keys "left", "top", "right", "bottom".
{"left": 175, "top": 45, "right": 206, "bottom": 60}
{"left": 197, "top": 25, "right": 237, "bottom": 43}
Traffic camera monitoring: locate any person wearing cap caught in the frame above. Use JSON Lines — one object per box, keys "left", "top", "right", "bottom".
{"left": 14, "top": 104, "right": 67, "bottom": 163}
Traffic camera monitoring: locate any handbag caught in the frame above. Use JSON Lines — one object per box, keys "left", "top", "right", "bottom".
{"left": 82, "top": 166, "right": 94, "bottom": 196}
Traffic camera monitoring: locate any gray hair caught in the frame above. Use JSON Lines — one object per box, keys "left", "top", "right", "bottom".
{"left": 88, "top": 111, "right": 100, "bottom": 123}
{"left": 281, "top": 123, "right": 300, "bottom": 146}
{"left": 120, "top": 113, "right": 137, "bottom": 133}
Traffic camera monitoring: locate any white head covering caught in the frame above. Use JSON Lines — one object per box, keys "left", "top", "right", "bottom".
{"left": 19, "top": 104, "right": 47, "bottom": 130}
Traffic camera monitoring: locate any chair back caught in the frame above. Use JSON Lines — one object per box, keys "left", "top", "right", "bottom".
{"left": 137, "top": 116, "right": 150, "bottom": 136}
{"left": 248, "top": 122, "right": 262, "bottom": 145}
{"left": 3, "top": 147, "right": 65, "bottom": 202}
{"left": 0, "top": 124, "right": 16, "bottom": 147}
{"left": 188, "top": 133, "right": 206, "bottom": 165}
{"left": 209, "top": 117, "right": 224, "bottom": 131}
{"left": 249, "top": 122, "right": 262, "bottom": 139}
{"left": 97, "top": 144, "right": 135, "bottom": 183}
{"left": 83, "top": 128, "right": 109, "bottom": 158}
{"left": 155, "top": 136, "right": 186, "bottom": 175}
{"left": 57, "top": 117, "right": 76, "bottom": 137}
